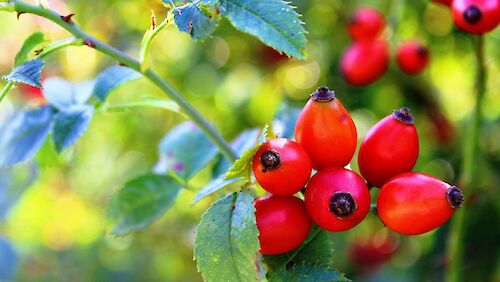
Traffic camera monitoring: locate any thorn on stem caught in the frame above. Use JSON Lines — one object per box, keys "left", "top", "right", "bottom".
{"left": 83, "top": 39, "right": 96, "bottom": 48}
{"left": 34, "top": 49, "right": 43, "bottom": 56}
{"left": 61, "top": 13, "right": 75, "bottom": 24}
{"left": 17, "top": 12, "right": 25, "bottom": 20}
{"left": 151, "top": 10, "right": 156, "bottom": 30}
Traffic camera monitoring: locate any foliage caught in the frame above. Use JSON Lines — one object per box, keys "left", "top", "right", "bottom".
{"left": 194, "top": 190, "right": 259, "bottom": 282}
{"left": 0, "top": 0, "right": 498, "bottom": 281}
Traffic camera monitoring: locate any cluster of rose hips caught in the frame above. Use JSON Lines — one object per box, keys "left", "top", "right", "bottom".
{"left": 432, "top": 0, "right": 500, "bottom": 34}
{"left": 340, "top": 7, "right": 431, "bottom": 87}
{"left": 252, "top": 86, "right": 464, "bottom": 255}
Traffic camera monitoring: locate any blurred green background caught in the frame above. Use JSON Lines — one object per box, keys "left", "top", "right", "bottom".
{"left": 0, "top": 0, "right": 499, "bottom": 281}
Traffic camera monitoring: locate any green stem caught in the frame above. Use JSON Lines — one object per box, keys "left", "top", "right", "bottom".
{"left": 36, "top": 37, "right": 83, "bottom": 59}
{"left": 10, "top": 0, "right": 237, "bottom": 162}
{"left": 139, "top": 13, "right": 173, "bottom": 70}
{"left": 446, "top": 35, "right": 486, "bottom": 282}
{"left": 0, "top": 81, "right": 14, "bottom": 102}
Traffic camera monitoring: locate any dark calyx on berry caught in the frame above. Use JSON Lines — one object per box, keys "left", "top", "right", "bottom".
{"left": 393, "top": 107, "right": 415, "bottom": 125}
{"left": 311, "top": 86, "right": 336, "bottom": 102}
{"left": 417, "top": 45, "right": 429, "bottom": 57}
{"left": 329, "top": 192, "right": 358, "bottom": 218}
{"left": 260, "top": 150, "right": 281, "bottom": 172}
{"left": 448, "top": 186, "right": 464, "bottom": 208}
{"left": 463, "top": 6, "right": 482, "bottom": 24}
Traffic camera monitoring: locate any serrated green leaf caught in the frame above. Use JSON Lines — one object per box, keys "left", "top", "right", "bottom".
{"left": 164, "top": 0, "right": 218, "bottom": 7}
{"left": 192, "top": 176, "right": 242, "bottom": 205}
{"left": 264, "top": 226, "right": 339, "bottom": 272}
{"left": 258, "top": 123, "right": 277, "bottom": 144}
{"left": 154, "top": 122, "right": 219, "bottom": 180}
{"left": 14, "top": 32, "right": 46, "bottom": 67}
{"left": 268, "top": 263, "right": 349, "bottom": 282}
{"left": 2, "top": 60, "right": 44, "bottom": 88}
{"left": 224, "top": 145, "right": 259, "bottom": 180}
{"left": 52, "top": 105, "right": 94, "bottom": 152}
{"left": 107, "top": 174, "right": 182, "bottom": 235}
{"left": 173, "top": 3, "right": 218, "bottom": 40}
{"left": 194, "top": 190, "right": 259, "bottom": 282}
{"left": 219, "top": 0, "right": 307, "bottom": 59}
{"left": 264, "top": 225, "right": 349, "bottom": 282}
{"left": 0, "top": 106, "right": 53, "bottom": 167}
{"left": 94, "top": 66, "right": 141, "bottom": 101}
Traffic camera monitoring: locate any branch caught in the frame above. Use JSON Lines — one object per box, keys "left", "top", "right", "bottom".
{"left": 8, "top": 0, "right": 237, "bottom": 162}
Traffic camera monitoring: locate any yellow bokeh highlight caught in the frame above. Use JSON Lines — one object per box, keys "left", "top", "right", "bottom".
{"left": 7, "top": 177, "right": 104, "bottom": 250}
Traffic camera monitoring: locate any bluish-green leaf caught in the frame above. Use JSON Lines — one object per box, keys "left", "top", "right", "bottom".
{"left": 43, "top": 78, "right": 94, "bottom": 110}
{"left": 194, "top": 190, "right": 259, "bottom": 282}
{"left": 107, "top": 174, "right": 183, "bottom": 235}
{"left": 14, "top": 32, "right": 46, "bottom": 67}
{"left": 0, "top": 161, "right": 38, "bottom": 219}
{"left": 0, "top": 237, "right": 18, "bottom": 281}
{"left": 2, "top": 60, "right": 44, "bottom": 88}
{"left": 0, "top": 106, "right": 53, "bottom": 167}
{"left": 94, "top": 66, "right": 141, "bottom": 101}
{"left": 219, "top": 0, "right": 307, "bottom": 59}
{"left": 52, "top": 105, "right": 94, "bottom": 152}
{"left": 173, "top": 3, "right": 219, "bottom": 40}
{"left": 273, "top": 104, "right": 301, "bottom": 139}
{"left": 192, "top": 176, "right": 242, "bottom": 204}
{"left": 154, "top": 122, "right": 219, "bottom": 180}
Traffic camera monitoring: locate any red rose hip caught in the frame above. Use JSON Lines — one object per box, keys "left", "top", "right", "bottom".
{"left": 294, "top": 87, "right": 357, "bottom": 169}
{"left": 305, "top": 167, "right": 370, "bottom": 231}
{"left": 377, "top": 172, "right": 464, "bottom": 235}
{"left": 252, "top": 138, "right": 312, "bottom": 195}
{"left": 358, "top": 107, "right": 419, "bottom": 187}
{"left": 255, "top": 195, "right": 312, "bottom": 255}
{"left": 348, "top": 7, "right": 385, "bottom": 41}
{"left": 396, "top": 41, "right": 430, "bottom": 75}
{"left": 452, "top": 0, "right": 500, "bottom": 34}
{"left": 341, "top": 40, "right": 389, "bottom": 86}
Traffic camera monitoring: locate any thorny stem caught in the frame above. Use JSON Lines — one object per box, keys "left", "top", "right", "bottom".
{"left": 445, "top": 35, "right": 486, "bottom": 282}
{"left": 6, "top": 0, "right": 237, "bottom": 162}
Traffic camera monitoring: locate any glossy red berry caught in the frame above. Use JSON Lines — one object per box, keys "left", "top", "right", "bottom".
{"left": 252, "top": 138, "right": 312, "bottom": 195}
{"left": 294, "top": 87, "right": 357, "bottom": 169}
{"left": 432, "top": 0, "right": 452, "bottom": 6}
{"left": 348, "top": 231, "right": 399, "bottom": 271}
{"left": 348, "top": 7, "right": 385, "bottom": 41}
{"left": 341, "top": 40, "right": 389, "bottom": 86}
{"left": 305, "top": 167, "right": 370, "bottom": 231}
{"left": 452, "top": 0, "right": 500, "bottom": 34}
{"left": 358, "top": 108, "right": 419, "bottom": 187}
{"left": 255, "top": 195, "right": 312, "bottom": 255}
{"left": 377, "top": 172, "right": 464, "bottom": 235}
{"left": 396, "top": 41, "right": 430, "bottom": 75}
